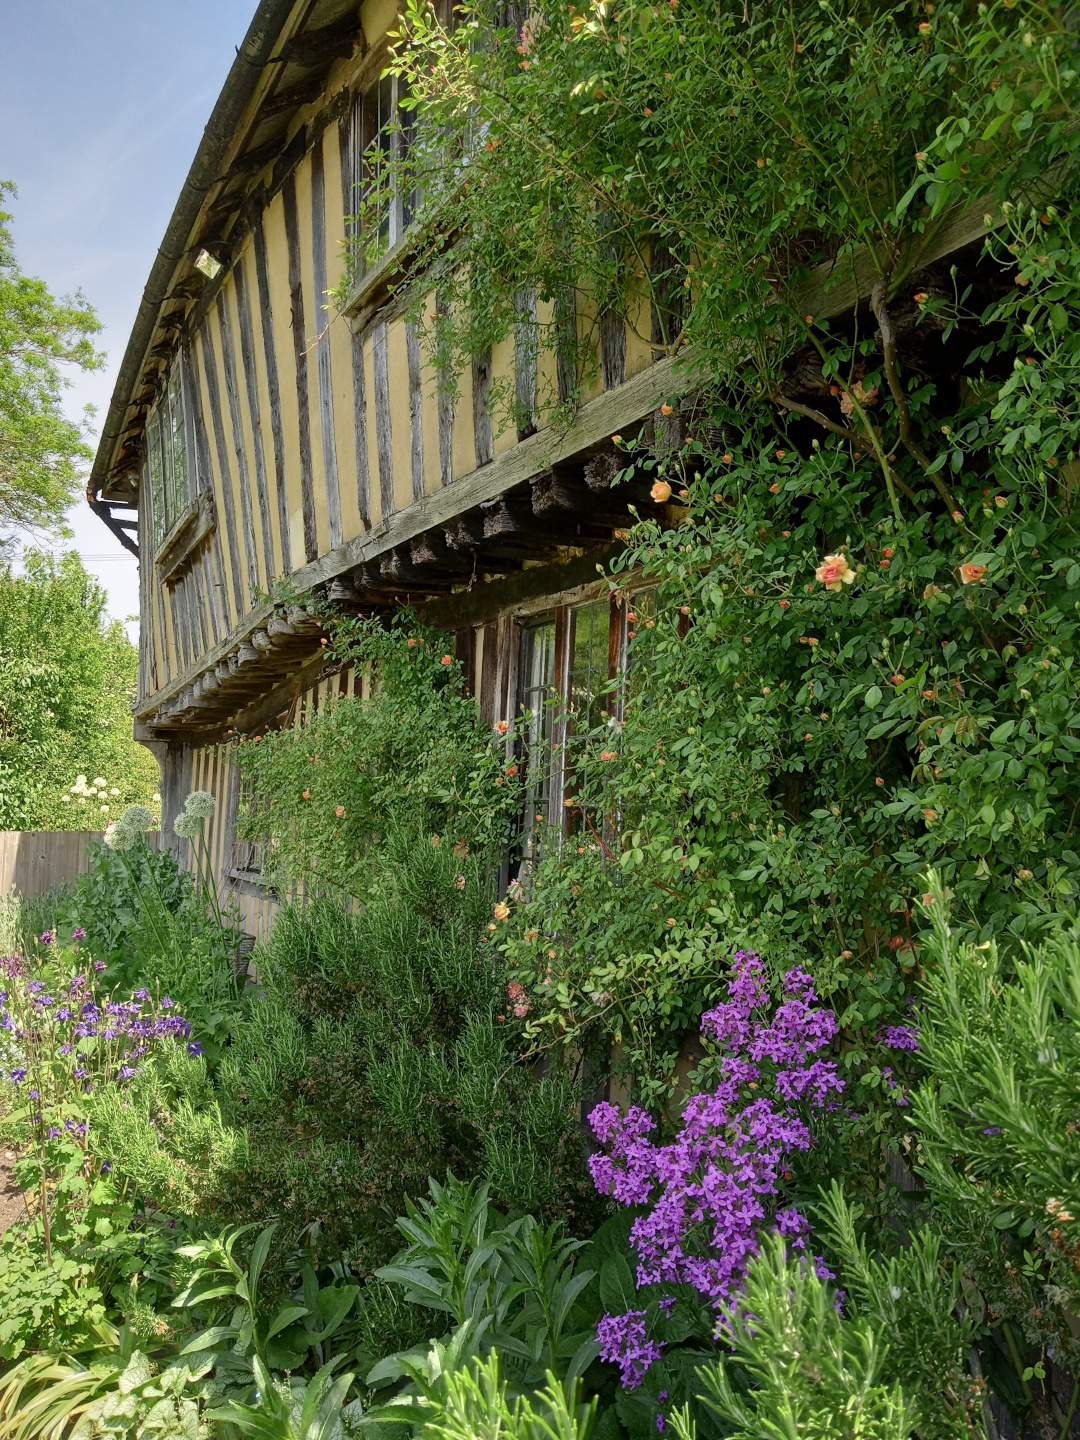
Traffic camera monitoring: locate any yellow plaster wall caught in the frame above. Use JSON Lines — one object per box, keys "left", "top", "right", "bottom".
{"left": 385, "top": 317, "right": 414, "bottom": 513}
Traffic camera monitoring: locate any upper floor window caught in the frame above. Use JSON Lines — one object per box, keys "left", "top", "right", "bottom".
{"left": 348, "top": 74, "right": 416, "bottom": 275}
{"left": 147, "top": 364, "right": 190, "bottom": 548}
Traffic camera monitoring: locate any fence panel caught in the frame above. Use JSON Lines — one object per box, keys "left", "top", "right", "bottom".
{"left": 0, "top": 832, "right": 160, "bottom": 897}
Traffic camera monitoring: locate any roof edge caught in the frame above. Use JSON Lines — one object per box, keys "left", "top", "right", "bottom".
{"left": 88, "top": 0, "right": 300, "bottom": 504}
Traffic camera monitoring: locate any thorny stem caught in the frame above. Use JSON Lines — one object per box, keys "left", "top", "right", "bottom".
{"left": 870, "top": 279, "right": 962, "bottom": 521}
{"left": 769, "top": 392, "right": 920, "bottom": 513}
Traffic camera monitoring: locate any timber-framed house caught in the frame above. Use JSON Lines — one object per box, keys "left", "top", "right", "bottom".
{"left": 88, "top": 0, "right": 685, "bottom": 932}
{"left": 89, "top": 0, "right": 997, "bottom": 934}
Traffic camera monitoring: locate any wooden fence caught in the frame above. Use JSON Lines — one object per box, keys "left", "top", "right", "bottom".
{"left": 0, "top": 832, "right": 159, "bottom": 898}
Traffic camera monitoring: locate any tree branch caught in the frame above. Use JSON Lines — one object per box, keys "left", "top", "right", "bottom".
{"left": 871, "top": 279, "right": 961, "bottom": 521}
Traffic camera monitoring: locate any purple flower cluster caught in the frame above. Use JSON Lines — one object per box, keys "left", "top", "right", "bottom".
{"left": 589, "top": 953, "right": 844, "bottom": 1385}
{"left": 878, "top": 1024, "right": 919, "bottom": 1052}
{"left": 1, "top": 966, "right": 197, "bottom": 1145}
{"left": 597, "top": 1311, "right": 665, "bottom": 1389}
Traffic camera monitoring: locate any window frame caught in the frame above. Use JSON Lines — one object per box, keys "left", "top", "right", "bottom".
{"left": 512, "top": 593, "right": 628, "bottom": 858}
{"left": 147, "top": 362, "right": 194, "bottom": 554}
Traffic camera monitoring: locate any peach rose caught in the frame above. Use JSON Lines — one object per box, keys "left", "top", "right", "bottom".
{"left": 650, "top": 480, "right": 673, "bottom": 503}
{"left": 958, "top": 563, "right": 987, "bottom": 585}
{"left": 815, "top": 553, "right": 855, "bottom": 591}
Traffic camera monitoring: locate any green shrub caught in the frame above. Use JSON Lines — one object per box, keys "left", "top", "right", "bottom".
{"left": 233, "top": 615, "right": 521, "bottom": 900}
{"left": 913, "top": 875, "right": 1080, "bottom": 1377}
{"left": 212, "top": 832, "right": 594, "bottom": 1256}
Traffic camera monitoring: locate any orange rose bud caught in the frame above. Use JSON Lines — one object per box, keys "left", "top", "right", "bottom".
{"left": 441, "top": 654, "right": 453, "bottom": 665}
{"left": 651, "top": 480, "right": 673, "bottom": 503}
{"left": 661, "top": 403, "right": 674, "bottom": 415}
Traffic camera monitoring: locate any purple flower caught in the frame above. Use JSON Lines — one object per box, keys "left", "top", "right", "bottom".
{"left": 982, "top": 1126, "right": 1003, "bottom": 1136}
{"left": 588, "top": 954, "right": 843, "bottom": 1322}
{"left": 64, "top": 1119, "right": 76, "bottom": 1132}
{"left": 93, "top": 961, "right": 106, "bottom": 973}
{"left": 187, "top": 1041, "right": 205, "bottom": 1057}
{"left": 74, "top": 1067, "right": 87, "bottom": 1079}
{"left": 72, "top": 928, "right": 86, "bottom": 941}
{"left": 134, "top": 988, "right": 150, "bottom": 1002}
{"left": 100, "top": 1161, "right": 112, "bottom": 1174}
{"left": 878, "top": 1025, "right": 919, "bottom": 1052}
{"left": 28, "top": 1089, "right": 39, "bottom": 1100}
{"left": 48, "top": 1127, "right": 61, "bottom": 1139}
{"left": 119, "top": 1065, "right": 138, "bottom": 1080}
{"left": 9, "top": 1069, "right": 26, "bottom": 1083}
{"left": 29, "top": 981, "right": 45, "bottom": 994}
{"left": 597, "top": 1311, "right": 665, "bottom": 1389}
{"left": 656, "top": 1416, "right": 665, "bottom": 1433}
{"left": 59, "top": 1045, "right": 72, "bottom": 1055}
{"left": 77, "top": 1122, "right": 89, "bottom": 1136}
{"left": 160, "top": 997, "right": 175, "bottom": 1010}
{"left": 33, "top": 995, "right": 54, "bottom": 1008}
{"left": 39, "top": 931, "right": 55, "bottom": 946}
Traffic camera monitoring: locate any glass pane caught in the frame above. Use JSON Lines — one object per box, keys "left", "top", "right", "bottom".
{"left": 166, "top": 366, "right": 188, "bottom": 526}
{"left": 147, "top": 410, "right": 166, "bottom": 545}
{"left": 568, "top": 600, "right": 610, "bottom": 737}
{"left": 356, "top": 75, "right": 394, "bottom": 271}
{"left": 518, "top": 618, "right": 556, "bottom": 838}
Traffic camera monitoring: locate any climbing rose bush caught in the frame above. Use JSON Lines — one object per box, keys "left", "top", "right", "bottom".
{"left": 589, "top": 953, "right": 843, "bottom": 1385}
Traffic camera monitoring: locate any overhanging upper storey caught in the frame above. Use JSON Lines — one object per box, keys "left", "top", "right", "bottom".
{"left": 93, "top": 0, "right": 1021, "bottom": 747}
{"left": 89, "top": 0, "right": 369, "bottom": 511}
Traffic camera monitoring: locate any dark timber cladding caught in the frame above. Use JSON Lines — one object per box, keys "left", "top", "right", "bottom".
{"left": 282, "top": 174, "right": 319, "bottom": 562}
{"left": 198, "top": 321, "right": 248, "bottom": 620}
{"left": 310, "top": 138, "right": 343, "bottom": 550}
{"left": 372, "top": 321, "right": 394, "bottom": 518}
{"left": 215, "top": 290, "right": 262, "bottom": 592}
{"left": 472, "top": 348, "right": 493, "bottom": 466}
{"left": 253, "top": 220, "right": 292, "bottom": 574}
{"left": 405, "top": 321, "right": 425, "bottom": 503}
{"left": 233, "top": 252, "right": 277, "bottom": 585}
{"left": 182, "top": 344, "right": 224, "bottom": 646}
{"left": 337, "top": 117, "right": 370, "bottom": 525}
{"left": 182, "top": 341, "right": 230, "bottom": 637}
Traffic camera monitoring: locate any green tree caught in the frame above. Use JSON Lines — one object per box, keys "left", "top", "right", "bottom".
{"left": 0, "top": 551, "right": 158, "bottom": 830}
{"left": 0, "top": 180, "right": 103, "bottom": 545}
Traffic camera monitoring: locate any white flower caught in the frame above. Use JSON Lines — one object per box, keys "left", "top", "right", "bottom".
{"left": 174, "top": 811, "right": 201, "bottom": 839}
{"left": 77, "top": 797, "right": 86, "bottom": 806}
{"left": 110, "top": 787, "right": 120, "bottom": 797}
{"left": 93, "top": 778, "right": 107, "bottom": 789}
{"left": 61, "top": 795, "right": 70, "bottom": 803}
{"left": 100, "top": 805, "right": 109, "bottom": 814}
{"left": 152, "top": 792, "right": 162, "bottom": 804}
{"left": 103, "top": 822, "right": 135, "bottom": 852}
{"left": 890, "top": 1286, "right": 902, "bottom": 1301}
{"left": 75, "top": 775, "right": 87, "bottom": 787}
{"left": 122, "top": 805, "right": 154, "bottom": 833}
{"left": 184, "top": 791, "right": 216, "bottom": 820}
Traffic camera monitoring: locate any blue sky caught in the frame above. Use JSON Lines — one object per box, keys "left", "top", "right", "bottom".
{"left": 4, "top": 0, "right": 257, "bottom": 635}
